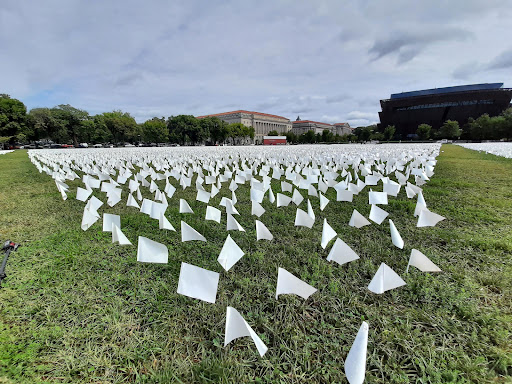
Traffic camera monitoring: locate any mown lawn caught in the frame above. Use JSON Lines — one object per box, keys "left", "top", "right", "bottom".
{"left": 0, "top": 145, "right": 511, "bottom": 383}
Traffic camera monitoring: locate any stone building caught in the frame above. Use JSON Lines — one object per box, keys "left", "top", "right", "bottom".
{"left": 196, "top": 110, "right": 292, "bottom": 144}
{"left": 333, "top": 122, "right": 353, "bottom": 136}
{"left": 291, "top": 119, "right": 333, "bottom": 135}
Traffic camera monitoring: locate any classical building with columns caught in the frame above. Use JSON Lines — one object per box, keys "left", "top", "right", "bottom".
{"left": 196, "top": 110, "right": 292, "bottom": 144}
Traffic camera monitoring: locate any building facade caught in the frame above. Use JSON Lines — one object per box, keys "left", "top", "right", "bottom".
{"left": 196, "top": 110, "right": 292, "bottom": 144}
{"left": 292, "top": 119, "right": 352, "bottom": 136}
{"left": 378, "top": 83, "right": 512, "bottom": 137}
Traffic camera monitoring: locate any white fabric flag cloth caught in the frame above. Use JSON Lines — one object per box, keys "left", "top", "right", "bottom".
{"left": 224, "top": 306, "right": 268, "bottom": 357}
{"left": 389, "top": 219, "right": 404, "bottom": 249}
{"left": 368, "top": 191, "right": 388, "bottom": 205}
{"left": 348, "top": 210, "right": 371, "bottom": 228}
{"left": 226, "top": 213, "right": 245, "bottom": 232}
{"left": 179, "top": 198, "right": 194, "bottom": 214}
{"left": 406, "top": 249, "right": 442, "bottom": 273}
{"left": 103, "top": 213, "right": 120, "bottom": 232}
{"left": 205, "top": 206, "right": 222, "bottom": 224}
{"left": 344, "top": 321, "right": 369, "bottom": 384}
{"left": 414, "top": 191, "right": 427, "bottom": 217}
{"left": 368, "top": 263, "right": 406, "bottom": 294}
{"left": 321, "top": 218, "right": 337, "bottom": 249}
{"left": 140, "top": 198, "right": 153, "bottom": 215}
{"left": 137, "top": 236, "right": 168, "bottom": 263}
{"left": 87, "top": 195, "right": 103, "bottom": 211}
{"left": 126, "top": 193, "right": 140, "bottom": 208}
{"left": 177, "top": 262, "right": 219, "bottom": 303}
{"left": 76, "top": 187, "right": 92, "bottom": 202}
{"left": 292, "top": 189, "right": 304, "bottom": 205}
{"left": 369, "top": 204, "right": 389, "bottom": 225}
{"left": 226, "top": 199, "right": 239, "bottom": 215}
{"left": 81, "top": 206, "right": 99, "bottom": 231}
{"left": 159, "top": 213, "right": 175, "bottom": 231}
{"left": 327, "top": 238, "right": 359, "bottom": 266}
{"left": 337, "top": 189, "right": 354, "bottom": 202}
{"left": 307, "top": 199, "right": 315, "bottom": 221}
{"left": 196, "top": 189, "right": 211, "bottom": 204}
{"left": 112, "top": 224, "right": 131, "bottom": 245}
{"left": 255, "top": 220, "right": 273, "bottom": 241}
{"left": 275, "top": 267, "right": 317, "bottom": 300}
{"left": 251, "top": 200, "right": 266, "bottom": 217}
{"left": 276, "top": 193, "right": 292, "bottom": 207}
{"left": 217, "top": 234, "right": 245, "bottom": 271}
{"left": 268, "top": 187, "right": 275, "bottom": 204}
{"left": 319, "top": 192, "right": 329, "bottom": 211}
{"left": 417, "top": 209, "right": 445, "bottom": 227}
{"left": 281, "top": 181, "right": 293, "bottom": 192}
{"left": 181, "top": 221, "right": 207, "bottom": 242}
{"left": 295, "top": 208, "right": 315, "bottom": 228}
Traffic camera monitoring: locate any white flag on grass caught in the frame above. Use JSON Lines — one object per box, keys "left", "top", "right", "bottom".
{"left": 389, "top": 219, "right": 404, "bottom": 249}
{"left": 137, "top": 236, "right": 168, "bottom": 263}
{"left": 224, "top": 306, "right": 268, "bottom": 357}
{"left": 319, "top": 192, "right": 329, "bottom": 211}
{"left": 327, "top": 238, "right": 359, "bottom": 266}
{"left": 406, "top": 249, "right": 442, "bottom": 273}
{"left": 103, "top": 213, "right": 120, "bottom": 232}
{"left": 348, "top": 210, "right": 371, "bottom": 228}
{"left": 307, "top": 199, "right": 315, "bottom": 221}
{"left": 181, "top": 221, "right": 207, "bottom": 242}
{"left": 275, "top": 267, "right": 317, "bottom": 300}
{"left": 177, "top": 262, "right": 219, "bottom": 303}
{"left": 344, "top": 321, "right": 369, "bottom": 384}
{"left": 369, "top": 204, "right": 388, "bottom": 224}
{"left": 180, "top": 198, "right": 194, "bottom": 214}
{"left": 196, "top": 189, "right": 211, "bottom": 204}
{"left": 321, "top": 218, "right": 337, "bottom": 249}
{"left": 277, "top": 193, "right": 292, "bottom": 207}
{"left": 251, "top": 200, "right": 266, "bottom": 217}
{"left": 255, "top": 220, "right": 273, "bottom": 241}
{"left": 294, "top": 208, "right": 314, "bottom": 228}
{"left": 417, "top": 209, "right": 445, "bottom": 227}
{"left": 205, "top": 206, "right": 222, "bottom": 224}
{"left": 292, "top": 189, "right": 304, "bottom": 205}
{"left": 126, "top": 193, "right": 140, "bottom": 208}
{"left": 112, "top": 224, "right": 131, "bottom": 245}
{"left": 217, "top": 235, "right": 245, "bottom": 271}
{"left": 159, "top": 213, "right": 175, "bottom": 231}
{"left": 368, "top": 263, "right": 406, "bottom": 294}
{"left": 414, "top": 191, "right": 427, "bottom": 217}
{"left": 76, "top": 187, "right": 92, "bottom": 202}
{"left": 226, "top": 213, "right": 245, "bottom": 232}
{"left": 368, "top": 191, "right": 388, "bottom": 205}
{"left": 81, "top": 206, "right": 99, "bottom": 231}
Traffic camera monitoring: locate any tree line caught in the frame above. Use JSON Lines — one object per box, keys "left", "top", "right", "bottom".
{"left": 0, "top": 94, "right": 254, "bottom": 147}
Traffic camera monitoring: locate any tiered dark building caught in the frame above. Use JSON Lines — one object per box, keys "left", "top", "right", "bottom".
{"left": 378, "top": 83, "right": 512, "bottom": 138}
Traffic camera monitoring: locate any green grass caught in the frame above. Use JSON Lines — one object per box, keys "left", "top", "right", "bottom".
{"left": 0, "top": 145, "right": 511, "bottom": 383}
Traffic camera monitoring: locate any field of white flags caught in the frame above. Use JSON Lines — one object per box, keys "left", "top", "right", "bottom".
{"left": 24, "top": 143, "right": 448, "bottom": 382}
{"left": 457, "top": 142, "right": 512, "bottom": 158}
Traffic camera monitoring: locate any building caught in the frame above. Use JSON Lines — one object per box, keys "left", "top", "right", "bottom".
{"left": 196, "top": 110, "right": 292, "bottom": 144}
{"left": 263, "top": 136, "right": 286, "bottom": 145}
{"left": 378, "top": 83, "right": 512, "bottom": 137}
{"left": 292, "top": 117, "right": 352, "bottom": 136}
{"left": 292, "top": 118, "right": 333, "bottom": 135}
{"left": 333, "top": 122, "right": 353, "bottom": 136}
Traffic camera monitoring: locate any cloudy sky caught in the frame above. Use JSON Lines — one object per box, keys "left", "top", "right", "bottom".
{"left": 1, "top": 0, "right": 511, "bottom": 127}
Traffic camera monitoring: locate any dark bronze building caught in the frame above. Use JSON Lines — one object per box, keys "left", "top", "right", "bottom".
{"left": 378, "top": 83, "right": 512, "bottom": 138}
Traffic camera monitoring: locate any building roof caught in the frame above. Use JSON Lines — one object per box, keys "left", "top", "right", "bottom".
{"left": 333, "top": 122, "right": 350, "bottom": 126}
{"left": 292, "top": 120, "right": 332, "bottom": 126}
{"left": 196, "top": 110, "right": 289, "bottom": 120}
{"left": 390, "top": 83, "right": 504, "bottom": 100}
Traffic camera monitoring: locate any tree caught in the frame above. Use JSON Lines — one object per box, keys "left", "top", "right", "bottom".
{"left": 51, "top": 104, "right": 90, "bottom": 146}
{"left": 416, "top": 124, "right": 432, "bottom": 140}
{"left": 0, "top": 94, "right": 27, "bottom": 142}
{"left": 383, "top": 125, "right": 396, "bottom": 141}
{"left": 354, "top": 125, "right": 374, "bottom": 142}
{"left": 322, "top": 129, "right": 334, "bottom": 142}
{"left": 99, "top": 111, "right": 138, "bottom": 143}
{"left": 302, "top": 130, "right": 316, "bottom": 144}
{"left": 268, "top": 130, "right": 279, "bottom": 136}
{"left": 439, "top": 120, "right": 461, "bottom": 139}
{"left": 199, "top": 116, "right": 227, "bottom": 144}
{"left": 167, "top": 115, "right": 201, "bottom": 145}
{"left": 141, "top": 117, "right": 168, "bottom": 143}
{"left": 501, "top": 108, "right": 512, "bottom": 139}
{"left": 286, "top": 131, "right": 297, "bottom": 143}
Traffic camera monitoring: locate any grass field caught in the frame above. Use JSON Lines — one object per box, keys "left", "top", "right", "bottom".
{"left": 0, "top": 145, "right": 511, "bottom": 383}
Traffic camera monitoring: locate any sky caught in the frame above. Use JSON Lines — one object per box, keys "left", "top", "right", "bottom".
{"left": 1, "top": 0, "right": 511, "bottom": 127}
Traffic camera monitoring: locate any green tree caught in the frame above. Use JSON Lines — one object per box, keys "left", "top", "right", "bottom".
{"left": 439, "top": 120, "right": 461, "bottom": 139}
{"left": 0, "top": 94, "right": 27, "bottom": 142}
{"left": 416, "top": 124, "right": 432, "bottom": 140}
{"left": 501, "top": 108, "right": 512, "bottom": 139}
{"left": 322, "top": 129, "right": 334, "bottom": 142}
{"left": 354, "top": 125, "right": 374, "bottom": 141}
{"left": 199, "top": 116, "right": 227, "bottom": 144}
{"left": 383, "top": 125, "right": 396, "bottom": 141}
{"left": 268, "top": 130, "right": 279, "bottom": 136}
{"left": 141, "top": 117, "right": 168, "bottom": 143}
{"left": 99, "top": 111, "right": 138, "bottom": 143}
{"left": 168, "top": 115, "right": 201, "bottom": 145}
{"left": 286, "top": 131, "right": 297, "bottom": 143}
{"left": 51, "top": 104, "right": 90, "bottom": 146}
